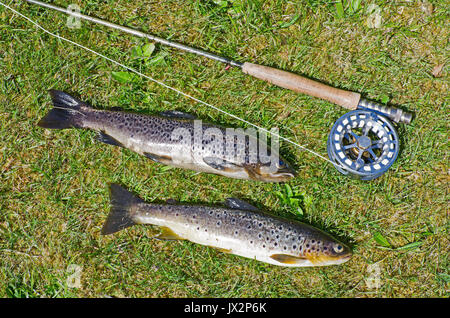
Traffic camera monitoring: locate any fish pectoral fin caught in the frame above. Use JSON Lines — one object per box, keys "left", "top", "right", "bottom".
{"left": 203, "top": 157, "right": 241, "bottom": 171}
{"left": 97, "top": 131, "right": 125, "bottom": 148}
{"left": 305, "top": 254, "right": 330, "bottom": 265}
{"left": 270, "top": 254, "right": 307, "bottom": 265}
{"left": 154, "top": 226, "right": 185, "bottom": 241}
{"left": 160, "top": 110, "right": 197, "bottom": 120}
{"left": 242, "top": 164, "right": 263, "bottom": 181}
{"left": 144, "top": 152, "right": 173, "bottom": 164}
{"left": 215, "top": 247, "right": 232, "bottom": 254}
{"left": 208, "top": 246, "right": 232, "bottom": 254}
{"left": 217, "top": 248, "right": 232, "bottom": 253}
{"left": 224, "top": 198, "right": 259, "bottom": 212}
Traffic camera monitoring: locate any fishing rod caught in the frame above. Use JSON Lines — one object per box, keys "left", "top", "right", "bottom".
{"left": 26, "top": 0, "right": 412, "bottom": 125}
{"left": 25, "top": 0, "right": 411, "bottom": 179}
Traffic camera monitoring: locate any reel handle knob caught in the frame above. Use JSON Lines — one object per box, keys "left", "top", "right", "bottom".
{"left": 357, "top": 99, "right": 412, "bottom": 125}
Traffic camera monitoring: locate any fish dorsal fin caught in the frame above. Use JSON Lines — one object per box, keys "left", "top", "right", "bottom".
{"left": 154, "top": 226, "right": 185, "bottom": 241}
{"left": 270, "top": 254, "right": 307, "bottom": 265}
{"left": 224, "top": 198, "right": 259, "bottom": 212}
{"left": 203, "top": 157, "right": 241, "bottom": 171}
{"left": 304, "top": 253, "right": 330, "bottom": 265}
{"left": 160, "top": 110, "right": 197, "bottom": 120}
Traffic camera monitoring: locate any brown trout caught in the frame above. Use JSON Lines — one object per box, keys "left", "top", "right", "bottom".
{"left": 102, "top": 184, "right": 352, "bottom": 267}
{"left": 38, "top": 90, "right": 296, "bottom": 182}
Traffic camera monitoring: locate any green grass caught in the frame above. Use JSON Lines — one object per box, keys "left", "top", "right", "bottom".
{"left": 0, "top": 0, "right": 448, "bottom": 297}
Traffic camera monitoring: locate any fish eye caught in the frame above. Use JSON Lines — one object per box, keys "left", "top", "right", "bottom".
{"left": 333, "top": 244, "right": 344, "bottom": 253}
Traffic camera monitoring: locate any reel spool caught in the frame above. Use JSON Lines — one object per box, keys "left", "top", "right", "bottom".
{"left": 327, "top": 110, "right": 400, "bottom": 180}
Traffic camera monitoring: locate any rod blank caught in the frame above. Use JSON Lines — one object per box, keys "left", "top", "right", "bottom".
{"left": 26, "top": 0, "right": 242, "bottom": 67}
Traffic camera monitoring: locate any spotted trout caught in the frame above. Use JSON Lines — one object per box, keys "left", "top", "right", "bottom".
{"left": 102, "top": 184, "right": 352, "bottom": 267}
{"left": 38, "top": 90, "right": 296, "bottom": 182}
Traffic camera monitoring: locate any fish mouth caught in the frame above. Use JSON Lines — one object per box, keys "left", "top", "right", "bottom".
{"left": 341, "top": 252, "right": 352, "bottom": 261}
{"left": 267, "top": 167, "right": 297, "bottom": 182}
{"left": 334, "top": 251, "right": 352, "bottom": 264}
{"left": 305, "top": 250, "right": 352, "bottom": 266}
{"left": 280, "top": 166, "right": 297, "bottom": 176}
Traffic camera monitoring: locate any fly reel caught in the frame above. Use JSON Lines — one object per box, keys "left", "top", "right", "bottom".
{"left": 327, "top": 110, "right": 400, "bottom": 180}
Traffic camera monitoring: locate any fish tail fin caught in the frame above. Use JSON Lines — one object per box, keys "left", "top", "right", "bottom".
{"left": 37, "top": 90, "right": 87, "bottom": 129}
{"left": 101, "top": 184, "right": 144, "bottom": 235}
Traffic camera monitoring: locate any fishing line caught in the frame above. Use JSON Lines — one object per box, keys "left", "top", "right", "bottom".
{"left": 0, "top": 1, "right": 346, "bottom": 169}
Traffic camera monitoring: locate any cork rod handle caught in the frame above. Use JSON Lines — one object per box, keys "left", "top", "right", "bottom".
{"left": 241, "top": 62, "right": 361, "bottom": 110}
